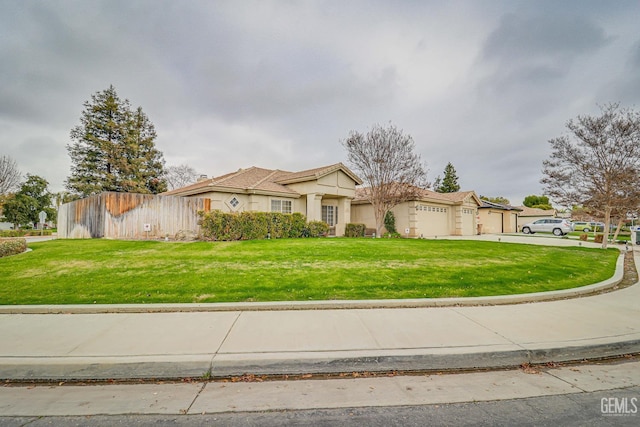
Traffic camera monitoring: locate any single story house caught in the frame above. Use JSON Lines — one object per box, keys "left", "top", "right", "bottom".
{"left": 163, "top": 163, "right": 363, "bottom": 237}
{"left": 477, "top": 201, "right": 523, "bottom": 234}
{"left": 351, "top": 188, "right": 483, "bottom": 237}
{"left": 58, "top": 163, "right": 520, "bottom": 239}
{"left": 516, "top": 206, "right": 557, "bottom": 230}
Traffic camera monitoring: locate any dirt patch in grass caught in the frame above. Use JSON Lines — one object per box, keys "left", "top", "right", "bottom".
{"left": 616, "top": 250, "right": 638, "bottom": 289}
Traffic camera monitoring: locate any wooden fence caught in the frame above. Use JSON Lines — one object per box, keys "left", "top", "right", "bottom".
{"left": 58, "top": 192, "right": 210, "bottom": 239}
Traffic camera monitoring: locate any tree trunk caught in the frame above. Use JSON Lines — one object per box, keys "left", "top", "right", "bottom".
{"left": 611, "top": 218, "right": 624, "bottom": 244}
{"left": 601, "top": 206, "right": 612, "bottom": 249}
{"left": 374, "top": 208, "right": 384, "bottom": 238}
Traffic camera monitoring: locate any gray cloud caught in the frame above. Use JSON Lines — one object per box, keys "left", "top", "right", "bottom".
{"left": 1, "top": 0, "right": 639, "bottom": 207}
{"left": 483, "top": 13, "right": 611, "bottom": 62}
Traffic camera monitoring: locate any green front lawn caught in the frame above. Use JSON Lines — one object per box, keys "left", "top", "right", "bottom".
{"left": 0, "top": 238, "right": 620, "bottom": 305}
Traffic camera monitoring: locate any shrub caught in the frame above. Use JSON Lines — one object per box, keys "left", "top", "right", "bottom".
{"left": 594, "top": 234, "right": 604, "bottom": 243}
{"left": 198, "top": 210, "right": 242, "bottom": 241}
{"left": 306, "top": 221, "right": 330, "bottom": 237}
{"left": 267, "top": 212, "right": 290, "bottom": 239}
{"left": 0, "top": 229, "right": 53, "bottom": 237}
{"left": 579, "top": 233, "right": 588, "bottom": 241}
{"left": 345, "top": 223, "right": 366, "bottom": 237}
{"left": 239, "top": 212, "right": 269, "bottom": 240}
{"left": 384, "top": 211, "right": 397, "bottom": 234}
{"left": 289, "top": 213, "right": 307, "bottom": 238}
{"left": 0, "top": 238, "right": 27, "bottom": 258}
{"left": 198, "top": 210, "right": 328, "bottom": 241}
{"left": 383, "top": 232, "right": 402, "bottom": 238}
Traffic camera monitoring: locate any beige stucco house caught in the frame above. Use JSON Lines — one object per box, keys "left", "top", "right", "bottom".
{"left": 163, "top": 163, "right": 510, "bottom": 238}
{"left": 163, "top": 163, "right": 362, "bottom": 236}
{"left": 477, "top": 201, "right": 522, "bottom": 234}
{"left": 59, "top": 162, "right": 523, "bottom": 239}
{"left": 515, "top": 206, "right": 557, "bottom": 230}
{"left": 351, "top": 188, "right": 483, "bottom": 237}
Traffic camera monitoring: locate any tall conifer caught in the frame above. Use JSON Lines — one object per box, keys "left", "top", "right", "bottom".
{"left": 66, "top": 86, "right": 166, "bottom": 197}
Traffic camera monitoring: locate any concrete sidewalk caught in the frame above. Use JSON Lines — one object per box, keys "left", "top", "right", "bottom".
{"left": 1, "top": 236, "right": 639, "bottom": 381}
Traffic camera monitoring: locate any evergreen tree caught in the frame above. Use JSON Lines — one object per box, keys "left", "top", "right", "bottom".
{"left": 435, "top": 162, "right": 460, "bottom": 193}
{"left": 66, "top": 86, "right": 167, "bottom": 197}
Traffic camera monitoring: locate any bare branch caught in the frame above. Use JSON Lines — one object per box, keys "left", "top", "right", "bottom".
{"left": 0, "top": 155, "right": 21, "bottom": 195}
{"left": 541, "top": 103, "right": 640, "bottom": 248}
{"left": 343, "top": 123, "right": 428, "bottom": 236}
{"left": 164, "top": 164, "right": 200, "bottom": 190}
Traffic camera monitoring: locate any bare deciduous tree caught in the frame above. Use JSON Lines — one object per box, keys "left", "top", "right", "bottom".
{"left": 0, "top": 155, "right": 21, "bottom": 195}
{"left": 164, "top": 164, "right": 199, "bottom": 190}
{"left": 542, "top": 103, "right": 640, "bottom": 248}
{"left": 343, "top": 123, "right": 428, "bottom": 236}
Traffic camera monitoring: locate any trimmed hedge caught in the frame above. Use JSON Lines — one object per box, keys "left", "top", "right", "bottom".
{"left": 0, "top": 238, "right": 27, "bottom": 258}
{"left": 198, "top": 211, "right": 329, "bottom": 241}
{"left": 0, "top": 229, "right": 53, "bottom": 238}
{"left": 306, "top": 221, "right": 330, "bottom": 238}
{"left": 345, "top": 223, "right": 366, "bottom": 237}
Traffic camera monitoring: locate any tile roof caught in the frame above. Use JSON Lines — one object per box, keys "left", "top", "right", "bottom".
{"left": 275, "top": 163, "right": 363, "bottom": 185}
{"left": 162, "top": 163, "right": 361, "bottom": 197}
{"left": 479, "top": 200, "right": 523, "bottom": 211}
{"left": 354, "top": 187, "right": 480, "bottom": 205}
{"left": 516, "top": 206, "right": 557, "bottom": 217}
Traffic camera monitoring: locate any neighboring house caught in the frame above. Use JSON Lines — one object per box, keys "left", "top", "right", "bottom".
{"left": 350, "top": 188, "right": 483, "bottom": 237}
{"left": 163, "top": 163, "right": 363, "bottom": 237}
{"left": 477, "top": 201, "right": 522, "bottom": 234}
{"left": 516, "top": 206, "right": 557, "bottom": 230}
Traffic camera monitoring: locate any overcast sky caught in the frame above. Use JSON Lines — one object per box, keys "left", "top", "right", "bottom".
{"left": 2, "top": 0, "right": 639, "bottom": 206}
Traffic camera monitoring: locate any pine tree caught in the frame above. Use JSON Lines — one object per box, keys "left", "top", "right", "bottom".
{"left": 435, "top": 162, "right": 460, "bottom": 193}
{"left": 66, "top": 86, "right": 167, "bottom": 197}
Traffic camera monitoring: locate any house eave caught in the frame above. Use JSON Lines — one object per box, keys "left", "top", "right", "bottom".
{"left": 276, "top": 164, "right": 364, "bottom": 186}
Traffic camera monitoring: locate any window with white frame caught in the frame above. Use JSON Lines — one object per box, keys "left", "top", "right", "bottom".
{"left": 271, "top": 199, "right": 292, "bottom": 214}
{"left": 321, "top": 205, "right": 338, "bottom": 226}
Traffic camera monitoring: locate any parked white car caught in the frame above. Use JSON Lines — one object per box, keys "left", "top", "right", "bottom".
{"left": 521, "top": 218, "right": 573, "bottom": 236}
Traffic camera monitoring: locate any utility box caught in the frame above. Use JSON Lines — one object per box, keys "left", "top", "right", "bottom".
{"left": 636, "top": 230, "right": 640, "bottom": 245}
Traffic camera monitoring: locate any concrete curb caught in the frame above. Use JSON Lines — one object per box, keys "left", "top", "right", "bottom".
{"left": 3, "top": 336, "right": 639, "bottom": 381}
{"left": 210, "top": 338, "right": 640, "bottom": 377}
{"left": 0, "top": 251, "right": 627, "bottom": 314}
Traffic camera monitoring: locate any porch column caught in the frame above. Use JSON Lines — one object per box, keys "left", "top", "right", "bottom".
{"left": 306, "top": 193, "right": 323, "bottom": 222}
{"left": 335, "top": 197, "right": 353, "bottom": 237}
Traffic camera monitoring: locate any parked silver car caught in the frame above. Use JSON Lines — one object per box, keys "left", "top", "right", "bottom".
{"left": 521, "top": 218, "right": 573, "bottom": 236}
